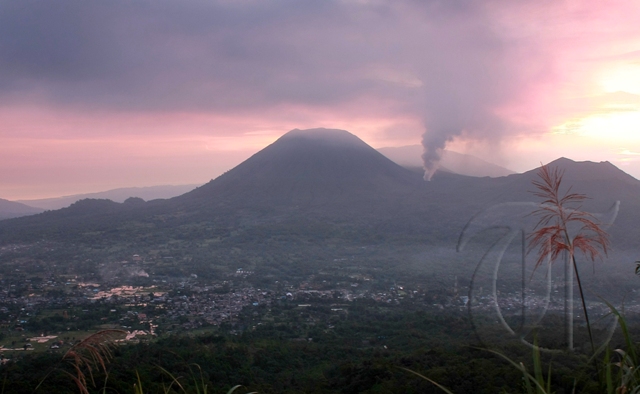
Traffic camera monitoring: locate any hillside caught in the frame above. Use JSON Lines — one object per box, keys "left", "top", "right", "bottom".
{"left": 0, "top": 198, "right": 43, "bottom": 220}
{"left": 17, "top": 184, "right": 201, "bottom": 210}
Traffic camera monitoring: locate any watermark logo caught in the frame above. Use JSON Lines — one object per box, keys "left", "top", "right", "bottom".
{"left": 458, "top": 201, "right": 620, "bottom": 352}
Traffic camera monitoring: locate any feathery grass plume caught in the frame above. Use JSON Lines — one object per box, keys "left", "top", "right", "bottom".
{"left": 528, "top": 164, "right": 610, "bottom": 268}
{"left": 61, "top": 329, "right": 126, "bottom": 394}
{"left": 527, "top": 164, "right": 610, "bottom": 355}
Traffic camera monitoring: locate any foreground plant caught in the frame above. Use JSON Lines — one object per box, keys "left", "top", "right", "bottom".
{"left": 37, "top": 329, "right": 126, "bottom": 394}
{"left": 403, "top": 339, "right": 556, "bottom": 394}
{"left": 484, "top": 345, "right": 555, "bottom": 394}
{"left": 136, "top": 362, "right": 258, "bottom": 394}
{"left": 527, "top": 164, "right": 611, "bottom": 354}
{"left": 601, "top": 301, "right": 640, "bottom": 394}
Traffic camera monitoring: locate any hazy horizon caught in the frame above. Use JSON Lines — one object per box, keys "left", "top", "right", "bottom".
{"left": 4, "top": 138, "right": 640, "bottom": 201}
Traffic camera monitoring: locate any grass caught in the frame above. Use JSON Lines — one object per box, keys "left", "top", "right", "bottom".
{"left": 403, "top": 304, "right": 640, "bottom": 393}
{"left": 600, "top": 302, "right": 640, "bottom": 394}
{"left": 130, "top": 364, "right": 258, "bottom": 394}
{"left": 35, "top": 329, "right": 126, "bottom": 394}
{"left": 41, "top": 333, "right": 260, "bottom": 394}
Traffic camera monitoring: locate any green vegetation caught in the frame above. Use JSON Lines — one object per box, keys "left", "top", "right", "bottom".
{"left": 2, "top": 302, "right": 638, "bottom": 393}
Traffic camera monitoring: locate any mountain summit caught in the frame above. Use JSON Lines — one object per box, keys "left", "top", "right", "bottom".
{"left": 543, "top": 157, "right": 640, "bottom": 185}
{"left": 178, "top": 128, "right": 421, "bottom": 213}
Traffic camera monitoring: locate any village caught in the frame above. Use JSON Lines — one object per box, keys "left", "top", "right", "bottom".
{"left": 0, "top": 250, "right": 462, "bottom": 354}
{"left": 1, "top": 247, "right": 638, "bottom": 356}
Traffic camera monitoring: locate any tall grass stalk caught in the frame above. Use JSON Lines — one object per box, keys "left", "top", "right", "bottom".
{"left": 600, "top": 301, "right": 640, "bottom": 393}
{"left": 402, "top": 339, "right": 556, "bottom": 394}
{"left": 528, "top": 164, "right": 610, "bottom": 355}
{"left": 36, "top": 329, "right": 126, "bottom": 394}
{"left": 398, "top": 367, "right": 456, "bottom": 394}
{"left": 483, "top": 345, "right": 554, "bottom": 394}
{"left": 154, "top": 363, "right": 257, "bottom": 394}
{"left": 133, "top": 370, "right": 145, "bottom": 394}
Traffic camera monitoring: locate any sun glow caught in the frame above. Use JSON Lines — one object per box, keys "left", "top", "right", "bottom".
{"left": 540, "top": 109, "right": 640, "bottom": 175}
{"left": 553, "top": 60, "right": 640, "bottom": 143}
{"left": 573, "top": 111, "right": 640, "bottom": 142}
{"left": 599, "top": 64, "right": 640, "bottom": 95}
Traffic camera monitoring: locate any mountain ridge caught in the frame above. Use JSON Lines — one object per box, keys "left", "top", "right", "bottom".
{"left": 16, "top": 184, "right": 201, "bottom": 211}
{"left": 1, "top": 129, "right": 638, "bottom": 253}
{"left": 0, "top": 199, "right": 44, "bottom": 220}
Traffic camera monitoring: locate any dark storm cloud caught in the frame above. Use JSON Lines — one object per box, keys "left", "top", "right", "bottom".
{"left": 0, "top": 0, "right": 546, "bottom": 174}
{"left": 0, "top": 1, "right": 400, "bottom": 110}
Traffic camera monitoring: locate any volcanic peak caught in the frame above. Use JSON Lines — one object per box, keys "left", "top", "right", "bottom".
{"left": 278, "top": 128, "right": 371, "bottom": 149}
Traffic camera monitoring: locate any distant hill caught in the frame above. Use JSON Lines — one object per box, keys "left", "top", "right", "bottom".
{"left": 17, "top": 184, "right": 201, "bottom": 210}
{"left": 0, "top": 199, "right": 44, "bottom": 220}
{"left": 377, "top": 145, "right": 516, "bottom": 177}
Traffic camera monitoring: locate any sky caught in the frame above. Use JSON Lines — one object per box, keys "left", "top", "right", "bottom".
{"left": 2, "top": 0, "right": 640, "bottom": 200}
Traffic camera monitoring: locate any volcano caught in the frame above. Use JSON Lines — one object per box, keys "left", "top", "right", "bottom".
{"left": 170, "top": 128, "right": 425, "bottom": 215}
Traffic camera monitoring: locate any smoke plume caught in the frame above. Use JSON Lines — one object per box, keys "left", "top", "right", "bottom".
{"left": 418, "top": 2, "right": 536, "bottom": 180}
